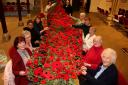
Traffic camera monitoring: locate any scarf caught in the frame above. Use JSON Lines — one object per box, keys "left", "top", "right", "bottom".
{"left": 17, "top": 49, "right": 30, "bottom": 68}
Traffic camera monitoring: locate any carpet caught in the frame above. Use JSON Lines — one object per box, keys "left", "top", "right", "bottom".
{"left": 121, "top": 48, "right": 128, "bottom": 56}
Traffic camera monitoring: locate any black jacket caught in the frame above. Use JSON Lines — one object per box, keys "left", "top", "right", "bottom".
{"left": 63, "top": 4, "right": 72, "bottom": 15}
{"left": 72, "top": 23, "right": 90, "bottom": 37}
{"left": 78, "top": 64, "right": 118, "bottom": 85}
{"left": 23, "top": 27, "right": 40, "bottom": 47}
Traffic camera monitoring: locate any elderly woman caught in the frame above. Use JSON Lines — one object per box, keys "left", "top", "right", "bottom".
{"left": 83, "top": 26, "right": 96, "bottom": 51}
{"left": 22, "top": 30, "right": 34, "bottom": 52}
{"left": 9, "top": 36, "right": 32, "bottom": 85}
{"left": 79, "top": 48, "right": 118, "bottom": 85}
{"left": 83, "top": 36, "right": 104, "bottom": 69}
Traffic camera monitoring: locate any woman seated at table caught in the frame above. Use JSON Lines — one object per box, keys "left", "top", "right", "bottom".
{"left": 79, "top": 48, "right": 118, "bottom": 85}
{"left": 22, "top": 30, "right": 34, "bottom": 52}
{"left": 9, "top": 36, "right": 32, "bottom": 85}
{"left": 83, "top": 26, "right": 96, "bottom": 51}
{"left": 33, "top": 16, "right": 49, "bottom": 37}
{"left": 23, "top": 20, "right": 40, "bottom": 47}
{"left": 83, "top": 36, "right": 104, "bottom": 69}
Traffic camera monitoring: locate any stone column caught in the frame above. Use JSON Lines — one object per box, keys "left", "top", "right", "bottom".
{"left": 107, "top": 0, "right": 119, "bottom": 25}
{"left": 70, "top": 0, "right": 72, "bottom": 6}
{"left": 111, "top": 0, "right": 119, "bottom": 15}
{"left": 41, "top": 0, "right": 48, "bottom": 13}
{"left": 41, "top": 0, "right": 44, "bottom": 13}
{"left": 0, "top": 0, "right": 11, "bottom": 42}
{"left": 17, "top": 0, "right": 24, "bottom": 26}
{"left": 26, "top": 0, "right": 31, "bottom": 18}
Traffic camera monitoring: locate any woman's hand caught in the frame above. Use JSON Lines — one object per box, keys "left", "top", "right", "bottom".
{"left": 44, "top": 27, "right": 49, "bottom": 30}
{"left": 40, "top": 27, "right": 49, "bottom": 34}
{"left": 81, "top": 66, "right": 87, "bottom": 71}
{"left": 35, "top": 40, "right": 40, "bottom": 44}
{"left": 19, "top": 71, "right": 27, "bottom": 76}
{"left": 83, "top": 48, "right": 88, "bottom": 52}
{"left": 84, "top": 62, "right": 91, "bottom": 67}
{"left": 80, "top": 66, "right": 88, "bottom": 76}
{"left": 81, "top": 70, "right": 87, "bottom": 76}
{"left": 79, "top": 66, "right": 88, "bottom": 76}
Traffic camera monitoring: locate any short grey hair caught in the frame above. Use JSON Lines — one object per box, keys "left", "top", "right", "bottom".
{"left": 80, "top": 12, "right": 86, "bottom": 18}
{"left": 93, "top": 35, "right": 102, "bottom": 43}
{"left": 101, "top": 48, "right": 117, "bottom": 64}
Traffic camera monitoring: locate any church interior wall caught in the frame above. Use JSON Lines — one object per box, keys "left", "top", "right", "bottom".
{"left": 4, "top": 0, "right": 34, "bottom": 10}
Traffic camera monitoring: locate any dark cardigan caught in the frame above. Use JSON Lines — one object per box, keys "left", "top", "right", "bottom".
{"left": 9, "top": 47, "right": 32, "bottom": 85}
{"left": 78, "top": 64, "right": 118, "bottom": 85}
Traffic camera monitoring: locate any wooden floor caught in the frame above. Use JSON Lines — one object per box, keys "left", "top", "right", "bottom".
{"left": 0, "top": 12, "right": 128, "bottom": 84}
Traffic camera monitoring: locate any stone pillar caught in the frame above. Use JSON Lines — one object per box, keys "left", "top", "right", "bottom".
{"left": 41, "top": 0, "right": 48, "bottom": 13}
{"left": 115, "top": 0, "right": 120, "bottom": 14}
{"left": 107, "top": 0, "right": 119, "bottom": 25}
{"left": 41, "top": 0, "right": 44, "bottom": 13}
{"left": 111, "top": 0, "right": 119, "bottom": 15}
{"left": 0, "top": 0, "right": 11, "bottom": 42}
{"left": 70, "top": 0, "right": 72, "bottom": 6}
{"left": 17, "top": 0, "right": 24, "bottom": 26}
{"left": 26, "top": 0, "right": 31, "bottom": 18}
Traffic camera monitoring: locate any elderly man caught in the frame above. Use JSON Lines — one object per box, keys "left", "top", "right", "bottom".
{"left": 79, "top": 48, "right": 118, "bottom": 85}
{"left": 77, "top": 12, "right": 87, "bottom": 24}
{"left": 71, "top": 12, "right": 87, "bottom": 24}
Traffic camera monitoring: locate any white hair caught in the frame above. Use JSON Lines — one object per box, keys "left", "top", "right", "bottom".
{"left": 80, "top": 12, "right": 86, "bottom": 18}
{"left": 22, "top": 30, "right": 31, "bottom": 37}
{"left": 101, "top": 48, "right": 117, "bottom": 64}
{"left": 93, "top": 35, "right": 102, "bottom": 43}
